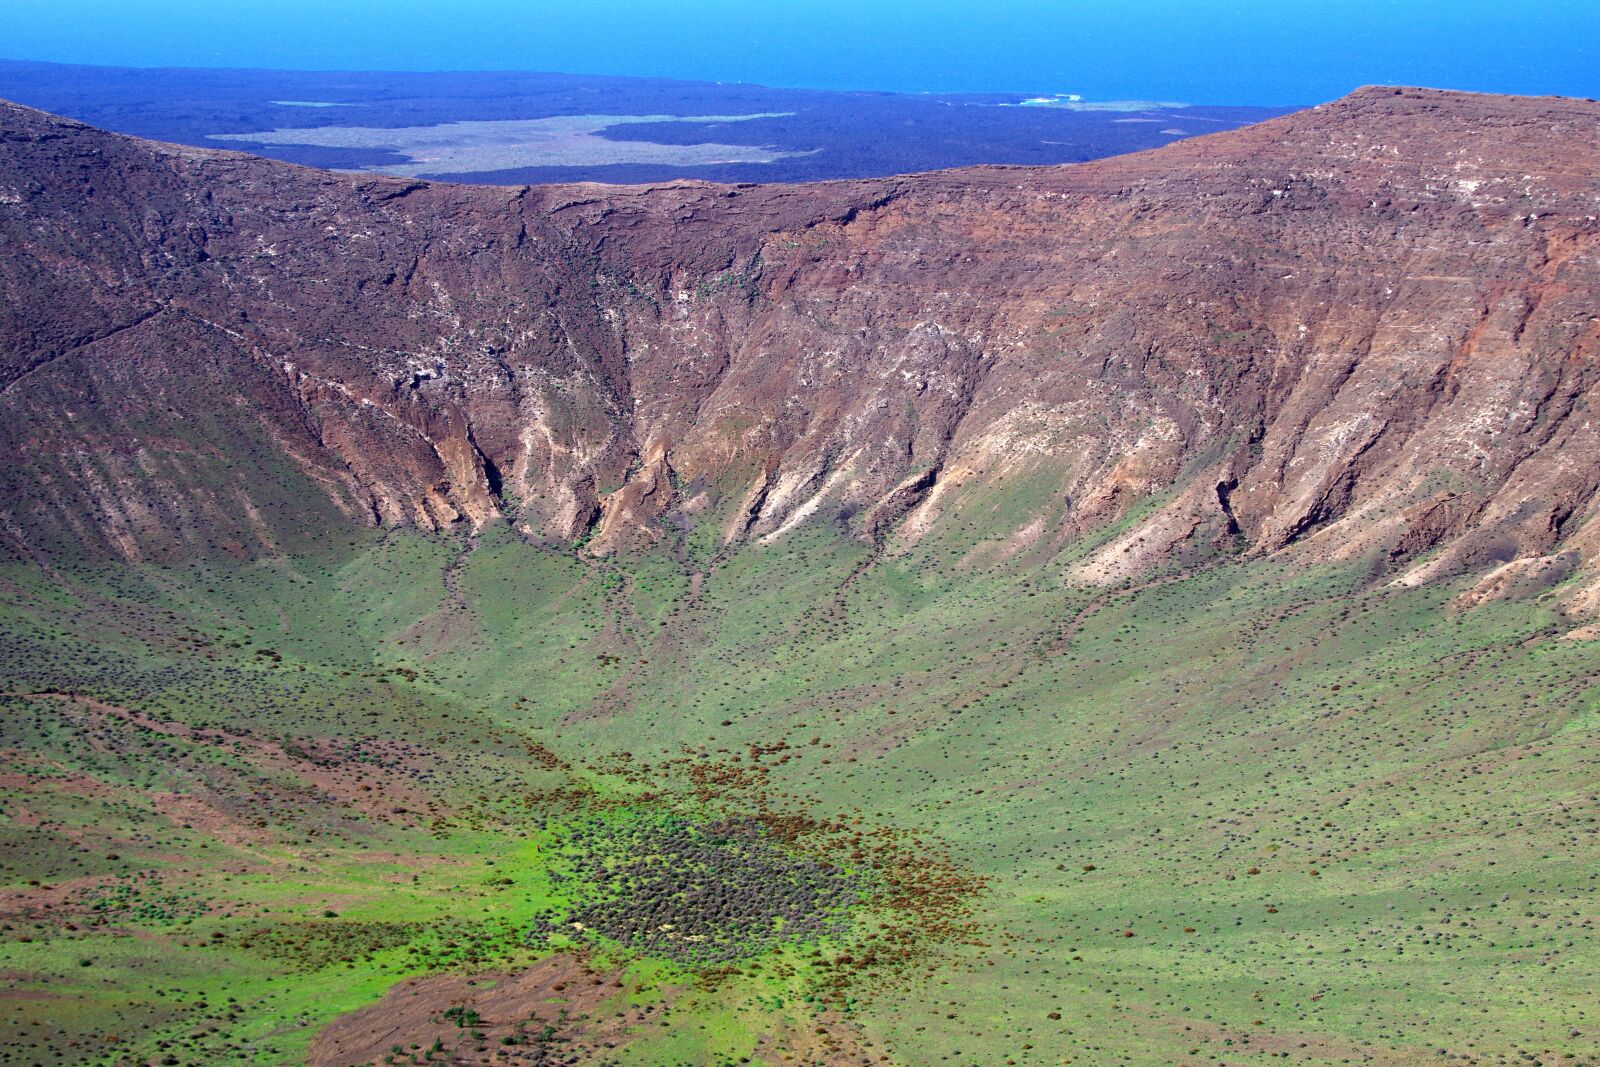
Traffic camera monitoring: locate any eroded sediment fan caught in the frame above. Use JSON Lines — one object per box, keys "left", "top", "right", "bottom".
{"left": 1, "top": 87, "right": 1597, "bottom": 612}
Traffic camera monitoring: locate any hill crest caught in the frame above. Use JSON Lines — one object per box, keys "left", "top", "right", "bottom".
{"left": 2, "top": 86, "right": 1598, "bottom": 619}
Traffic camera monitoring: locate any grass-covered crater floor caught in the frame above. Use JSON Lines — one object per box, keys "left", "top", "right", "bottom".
{"left": 1, "top": 521, "right": 1598, "bottom": 1065}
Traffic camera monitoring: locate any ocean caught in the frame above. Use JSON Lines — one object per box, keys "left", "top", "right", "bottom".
{"left": 8, "top": 0, "right": 1599, "bottom": 106}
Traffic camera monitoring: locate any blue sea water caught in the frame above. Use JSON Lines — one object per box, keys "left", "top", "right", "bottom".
{"left": 6, "top": 0, "right": 1598, "bottom": 106}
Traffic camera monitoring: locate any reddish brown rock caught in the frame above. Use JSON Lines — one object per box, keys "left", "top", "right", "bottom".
{"left": 1, "top": 87, "right": 1597, "bottom": 610}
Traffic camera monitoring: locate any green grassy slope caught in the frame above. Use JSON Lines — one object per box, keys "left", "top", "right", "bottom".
{"left": 1, "top": 521, "right": 1597, "bottom": 1065}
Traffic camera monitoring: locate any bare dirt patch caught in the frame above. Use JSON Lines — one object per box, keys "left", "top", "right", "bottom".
{"left": 308, "top": 954, "right": 645, "bottom": 1066}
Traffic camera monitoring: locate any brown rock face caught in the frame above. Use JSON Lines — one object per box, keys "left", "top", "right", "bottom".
{"left": 1, "top": 88, "right": 1598, "bottom": 608}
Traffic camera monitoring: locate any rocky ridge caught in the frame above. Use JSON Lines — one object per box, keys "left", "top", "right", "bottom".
{"left": 1, "top": 87, "right": 1597, "bottom": 614}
